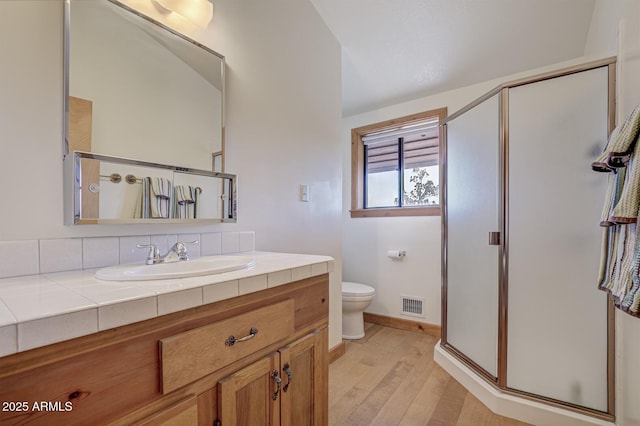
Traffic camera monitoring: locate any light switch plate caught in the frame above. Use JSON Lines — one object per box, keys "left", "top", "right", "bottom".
{"left": 300, "top": 184, "right": 310, "bottom": 202}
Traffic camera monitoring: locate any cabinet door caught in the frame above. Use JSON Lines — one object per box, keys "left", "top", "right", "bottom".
{"left": 218, "top": 353, "right": 281, "bottom": 426}
{"left": 279, "top": 330, "right": 327, "bottom": 426}
{"left": 197, "top": 388, "right": 217, "bottom": 426}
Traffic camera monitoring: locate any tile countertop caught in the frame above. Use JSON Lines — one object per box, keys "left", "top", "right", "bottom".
{"left": 0, "top": 251, "right": 334, "bottom": 356}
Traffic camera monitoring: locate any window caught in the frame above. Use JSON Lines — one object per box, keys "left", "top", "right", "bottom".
{"left": 350, "top": 107, "right": 446, "bottom": 218}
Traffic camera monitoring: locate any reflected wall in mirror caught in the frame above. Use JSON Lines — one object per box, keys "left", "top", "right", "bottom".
{"left": 64, "top": 0, "right": 225, "bottom": 172}
{"left": 64, "top": 152, "right": 236, "bottom": 224}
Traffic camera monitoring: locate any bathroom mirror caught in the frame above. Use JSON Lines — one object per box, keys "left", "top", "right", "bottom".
{"left": 63, "top": 0, "right": 235, "bottom": 223}
{"left": 63, "top": 0, "right": 225, "bottom": 172}
{"left": 64, "top": 152, "right": 236, "bottom": 224}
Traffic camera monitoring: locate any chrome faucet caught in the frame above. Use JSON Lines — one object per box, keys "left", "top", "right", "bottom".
{"left": 137, "top": 240, "right": 198, "bottom": 265}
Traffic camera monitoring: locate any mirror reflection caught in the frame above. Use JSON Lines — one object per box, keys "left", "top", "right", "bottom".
{"left": 65, "top": 0, "right": 225, "bottom": 171}
{"left": 66, "top": 152, "right": 236, "bottom": 224}
{"left": 63, "top": 0, "right": 233, "bottom": 224}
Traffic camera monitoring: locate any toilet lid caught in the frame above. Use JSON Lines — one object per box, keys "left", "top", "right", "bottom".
{"left": 342, "top": 282, "right": 375, "bottom": 297}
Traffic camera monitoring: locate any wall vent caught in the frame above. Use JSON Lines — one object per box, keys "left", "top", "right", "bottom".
{"left": 401, "top": 296, "right": 424, "bottom": 317}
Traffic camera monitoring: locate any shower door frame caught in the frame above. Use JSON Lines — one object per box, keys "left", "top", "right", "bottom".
{"left": 440, "top": 56, "right": 617, "bottom": 421}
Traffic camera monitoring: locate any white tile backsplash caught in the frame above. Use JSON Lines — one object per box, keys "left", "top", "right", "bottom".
{"left": 239, "top": 232, "right": 255, "bottom": 253}
{"left": 0, "top": 232, "right": 255, "bottom": 279}
{"left": 0, "top": 240, "right": 39, "bottom": 278}
{"left": 119, "top": 235, "right": 151, "bottom": 264}
{"left": 83, "top": 237, "right": 119, "bottom": 269}
{"left": 200, "top": 232, "right": 222, "bottom": 256}
{"left": 221, "top": 232, "right": 240, "bottom": 254}
{"left": 40, "top": 238, "right": 83, "bottom": 274}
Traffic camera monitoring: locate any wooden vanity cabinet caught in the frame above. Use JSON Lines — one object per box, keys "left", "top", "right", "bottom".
{"left": 217, "top": 330, "right": 327, "bottom": 426}
{"left": 0, "top": 274, "right": 329, "bottom": 426}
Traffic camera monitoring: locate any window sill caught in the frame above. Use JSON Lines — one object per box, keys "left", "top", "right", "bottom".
{"left": 350, "top": 206, "right": 441, "bottom": 218}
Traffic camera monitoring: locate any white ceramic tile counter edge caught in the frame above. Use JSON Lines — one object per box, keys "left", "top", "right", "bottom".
{"left": 0, "top": 252, "right": 334, "bottom": 355}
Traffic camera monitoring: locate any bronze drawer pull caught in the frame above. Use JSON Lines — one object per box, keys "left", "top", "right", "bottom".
{"left": 225, "top": 327, "right": 258, "bottom": 346}
{"left": 282, "top": 363, "right": 292, "bottom": 392}
{"left": 272, "top": 370, "right": 281, "bottom": 400}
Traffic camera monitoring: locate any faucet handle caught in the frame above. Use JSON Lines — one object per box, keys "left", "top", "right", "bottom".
{"left": 171, "top": 240, "right": 199, "bottom": 260}
{"left": 137, "top": 243, "right": 159, "bottom": 265}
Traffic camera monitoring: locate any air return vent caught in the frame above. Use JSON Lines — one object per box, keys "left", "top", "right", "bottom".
{"left": 401, "top": 296, "right": 424, "bottom": 317}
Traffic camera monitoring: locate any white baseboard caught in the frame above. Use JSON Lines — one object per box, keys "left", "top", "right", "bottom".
{"left": 433, "top": 341, "right": 615, "bottom": 426}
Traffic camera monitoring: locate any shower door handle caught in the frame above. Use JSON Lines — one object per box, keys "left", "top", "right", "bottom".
{"left": 488, "top": 232, "right": 501, "bottom": 246}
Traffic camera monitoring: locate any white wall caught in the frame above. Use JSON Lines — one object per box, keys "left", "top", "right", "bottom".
{"left": 0, "top": 0, "right": 343, "bottom": 348}
{"left": 586, "top": 2, "right": 640, "bottom": 425}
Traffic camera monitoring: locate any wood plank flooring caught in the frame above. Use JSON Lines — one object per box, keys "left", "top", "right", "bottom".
{"left": 329, "top": 323, "right": 531, "bottom": 426}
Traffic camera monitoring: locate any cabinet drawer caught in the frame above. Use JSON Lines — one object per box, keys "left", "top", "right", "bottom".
{"left": 160, "top": 299, "right": 294, "bottom": 393}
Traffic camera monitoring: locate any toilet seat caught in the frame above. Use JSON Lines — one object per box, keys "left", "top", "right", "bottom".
{"left": 342, "top": 282, "right": 375, "bottom": 298}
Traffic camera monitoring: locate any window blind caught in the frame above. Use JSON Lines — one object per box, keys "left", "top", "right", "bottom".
{"left": 364, "top": 120, "right": 439, "bottom": 173}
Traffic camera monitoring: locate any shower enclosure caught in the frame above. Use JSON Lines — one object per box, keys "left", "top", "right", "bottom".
{"left": 441, "top": 57, "right": 616, "bottom": 419}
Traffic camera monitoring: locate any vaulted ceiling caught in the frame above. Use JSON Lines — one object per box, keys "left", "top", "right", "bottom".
{"left": 309, "top": 0, "right": 596, "bottom": 116}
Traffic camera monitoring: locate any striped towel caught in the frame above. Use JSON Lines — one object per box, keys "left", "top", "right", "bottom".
{"left": 134, "top": 177, "right": 173, "bottom": 219}
{"left": 620, "top": 219, "right": 640, "bottom": 316}
{"left": 150, "top": 177, "right": 173, "bottom": 218}
{"left": 594, "top": 104, "right": 640, "bottom": 318}
{"left": 592, "top": 104, "right": 640, "bottom": 172}
{"left": 134, "top": 178, "right": 150, "bottom": 219}
{"left": 599, "top": 167, "right": 626, "bottom": 226}
{"left": 175, "top": 185, "right": 201, "bottom": 219}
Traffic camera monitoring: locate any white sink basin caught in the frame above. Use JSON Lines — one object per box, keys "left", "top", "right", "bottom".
{"left": 95, "top": 255, "right": 256, "bottom": 281}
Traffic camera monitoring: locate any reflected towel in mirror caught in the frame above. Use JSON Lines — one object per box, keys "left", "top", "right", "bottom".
{"left": 150, "top": 177, "right": 173, "bottom": 218}
{"left": 134, "top": 177, "right": 173, "bottom": 219}
{"left": 175, "top": 185, "right": 201, "bottom": 219}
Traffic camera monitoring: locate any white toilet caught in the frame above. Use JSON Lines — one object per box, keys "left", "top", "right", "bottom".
{"left": 342, "top": 282, "right": 376, "bottom": 339}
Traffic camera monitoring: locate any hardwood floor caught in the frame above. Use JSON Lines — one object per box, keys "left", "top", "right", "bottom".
{"left": 329, "top": 323, "right": 530, "bottom": 426}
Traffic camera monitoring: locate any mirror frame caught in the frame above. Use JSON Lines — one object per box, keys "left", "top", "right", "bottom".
{"left": 63, "top": 0, "right": 233, "bottom": 224}
{"left": 64, "top": 151, "right": 237, "bottom": 224}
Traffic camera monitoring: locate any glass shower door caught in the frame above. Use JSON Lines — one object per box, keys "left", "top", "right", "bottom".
{"left": 444, "top": 94, "right": 501, "bottom": 378}
{"left": 507, "top": 67, "right": 610, "bottom": 411}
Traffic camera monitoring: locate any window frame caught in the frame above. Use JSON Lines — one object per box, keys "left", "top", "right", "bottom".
{"left": 350, "top": 107, "right": 447, "bottom": 218}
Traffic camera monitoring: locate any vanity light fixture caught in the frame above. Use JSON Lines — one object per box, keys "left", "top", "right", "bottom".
{"left": 151, "top": 0, "right": 213, "bottom": 28}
